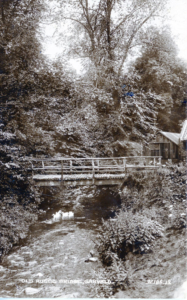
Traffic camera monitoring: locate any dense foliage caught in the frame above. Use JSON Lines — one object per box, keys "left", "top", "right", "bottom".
{"left": 0, "top": 0, "right": 186, "bottom": 263}
{"left": 0, "top": 0, "right": 43, "bottom": 100}
{"left": 96, "top": 211, "right": 164, "bottom": 265}
{"left": 1, "top": 0, "right": 186, "bottom": 156}
{"left": 57, "top": 0, "right": 165, "bottom": 77}
{"left": 0, "top": 0, "right": 64, "bottom": 257}
{"left": 0, "top": 129, "right": 42, "bottom": 258}
{"left": 95, "top": 164, "right": 186, "bottom": 295}
{"left": 133, "top": 27, "right": 187, "bottom": 131}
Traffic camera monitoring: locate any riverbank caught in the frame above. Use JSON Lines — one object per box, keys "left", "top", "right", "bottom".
{"left": 0, "top": 127, "right": 45, "bottom": 259}
{"left": 95, "top": 163, "right": 186, "bottom": 297}
{"left": 0, "top": 159, "right": 41, "bottom": 259}
{"left": 0, "top": 214, "right": 103, "bottom": 297}
{"left": 0, "top": 153, "right": 120, "bottom": 261}
{"left": 0, "top": 183, "right": 121, "bottom": 297}
{"left": 0, "top": 157, "right": 186, "bottom": 298}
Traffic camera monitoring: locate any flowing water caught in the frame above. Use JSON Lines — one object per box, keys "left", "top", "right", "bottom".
{"left": 0, "top": 187, "right": 120, "bottom": 298}
{"left": 1, "top": 186, "right": 185, "bottom": 298}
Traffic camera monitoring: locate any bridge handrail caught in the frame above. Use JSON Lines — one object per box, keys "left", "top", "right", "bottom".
{"left": 30, "top": 156, "right": 162, "bottom": 179}
{"left": 30, "top": 156, "right": 162, "bottom": 183}
{"left": 29, "top": 156, "right": 162, "bottom": 162}
{"left": 32, "top": 166, "right": 126, "bottom": 170}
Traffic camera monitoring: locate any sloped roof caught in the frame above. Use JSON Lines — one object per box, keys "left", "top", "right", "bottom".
{"left": 180, "top": 120, "right": 187, "bottom": 141}
{"left": 160, "top": 131, "right": 180, "bottom": 145}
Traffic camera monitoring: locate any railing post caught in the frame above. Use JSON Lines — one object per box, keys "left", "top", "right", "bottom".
{"left": 154, "top": 157, "right": 155, "bottom": 167}
{"left": 61, "top": 160, "right": 63, "bottom": 183}
{"left": 31, "top": 162, "right": 33, "bottom": 179}
{"left": 92, "top": 159, "right": 95, "bottom": 184}
{"left": 159, "top": 157, "right": 161, "bottom": 165}
{"left": 97, "top": 159, "right": 99, "bottom": 170}
{"left": 123, "top": 158, "right": 126, "bottom": 173}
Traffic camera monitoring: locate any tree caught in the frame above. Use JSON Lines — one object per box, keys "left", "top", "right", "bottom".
{"left": 39, "top": 0, "right": 167, "bottom": 153}
{"left": 0, "top": 0, "right": 44, "bottom": 103}
{"left": 0, "top": 1, "right": 71, "bottom": 119}
{"left": 55, "top": 0, "right": 166, "bottom": 88}
{"left": 132, "top": 27, "right": 187, "bottom": 131}
{"left": 0, "top": 0, "right": 75, "bottom": 157}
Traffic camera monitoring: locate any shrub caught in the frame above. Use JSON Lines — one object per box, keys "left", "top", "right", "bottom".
{"left": 96, "top": 210, "right": 164, "bottom": 265}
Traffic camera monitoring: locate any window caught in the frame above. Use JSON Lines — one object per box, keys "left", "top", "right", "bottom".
{"left": 151, "top": 150, "right": 159, "bottom": 156}
{"left": 160, "top": 143, "right": 170, "bottom": 159}
{"left": 173, "top": 144, "right": 178, "bottom": 159}
{"left": 183, "top": 141, "right": 187, "bottom": 150}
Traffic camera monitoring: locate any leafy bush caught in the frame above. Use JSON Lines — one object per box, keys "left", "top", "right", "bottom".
{"left": 121, "top": 164, "right": 186, "bottom": 218}
{"left": 96, "top": 210, "right": 164, "bottom": 265}
{"left": 96, "top": 164, "right": 186, "bottom": 296}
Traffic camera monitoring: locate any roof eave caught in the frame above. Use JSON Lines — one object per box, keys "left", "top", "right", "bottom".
{"left": 160, "top": 131, "right": 180, "bottom": 146}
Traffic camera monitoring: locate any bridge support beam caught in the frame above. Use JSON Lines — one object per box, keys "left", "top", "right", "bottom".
{"left": 34, "top": 178, "right": 126, "bottom": 187}
{"left": 92, "top": 159, "right": 95, "bottom": 185}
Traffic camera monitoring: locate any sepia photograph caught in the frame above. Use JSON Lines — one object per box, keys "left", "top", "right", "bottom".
{"left": 0, "top": 0, "right": 186, "bottom": 298}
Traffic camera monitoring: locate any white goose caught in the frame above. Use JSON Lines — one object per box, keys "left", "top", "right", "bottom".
{"left": 62, "top": 211, "right": 74, "bottom": 220}
{"left": 52, "top": 210, "right": 74, "bottom": 222}
{"left": 68, "top": 212, "right": 74, "bottom": 220}
{"left": 52, "top": 210, "right": 62, "bottom": 222}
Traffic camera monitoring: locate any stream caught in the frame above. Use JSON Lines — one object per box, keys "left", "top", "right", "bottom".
{"left": 0, "top": 186, "right": 120, "bottom": 298}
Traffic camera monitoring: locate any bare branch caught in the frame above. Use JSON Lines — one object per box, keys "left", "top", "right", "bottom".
{"left": 63, "top": 16, "right": 89, "bottom": 33}
{"left": 117, "top": 3, "right": 162, "bottom": 76}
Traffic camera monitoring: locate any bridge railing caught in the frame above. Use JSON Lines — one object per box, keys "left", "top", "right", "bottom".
{"left": 30, "top": 156, "right": 162, "bottom": 179}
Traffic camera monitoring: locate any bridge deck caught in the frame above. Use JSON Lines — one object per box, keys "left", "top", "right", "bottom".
{"left": 33, "top": 173, "right": 126, "bottom": 180}
{"left": 30, "top": 156, "right": 162, "bottom": 186}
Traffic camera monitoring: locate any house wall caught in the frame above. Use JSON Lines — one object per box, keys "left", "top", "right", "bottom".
{"left": 179, "top": 141, "right": 187, "bottom": 160}
{"left": 147, "top": 133, "right": 178, "bottom": 159}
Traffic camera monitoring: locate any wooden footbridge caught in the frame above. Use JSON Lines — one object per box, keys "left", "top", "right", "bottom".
{"left": 31, "top": 156, "right": 162, "bottom": 186}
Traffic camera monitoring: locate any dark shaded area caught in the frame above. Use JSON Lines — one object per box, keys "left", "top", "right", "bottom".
{"left": 81, "top": 188, "right": 121, "bottom": 222}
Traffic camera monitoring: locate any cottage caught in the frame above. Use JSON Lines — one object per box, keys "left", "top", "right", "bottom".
{"left": 180, "top": 119, "right": 187, "bottom": 160}
{"left": 147, "top": 119, "right": 187, "bottom": 161}
{"left": 148, "top": 131, "right": 180, "bottom": 160}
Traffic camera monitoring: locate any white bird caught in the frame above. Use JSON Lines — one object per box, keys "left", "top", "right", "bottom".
{"left": 61, "top": 211, "right": 74, "bottom": 220}
{"left": 62, "top": 212, "right": 69, "bottom": 220}
{"left": 68, "top": 212, "right": 74, "bottom": 220}
{"left": 52, "top": 210, "right": 62, "bottom": 222}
